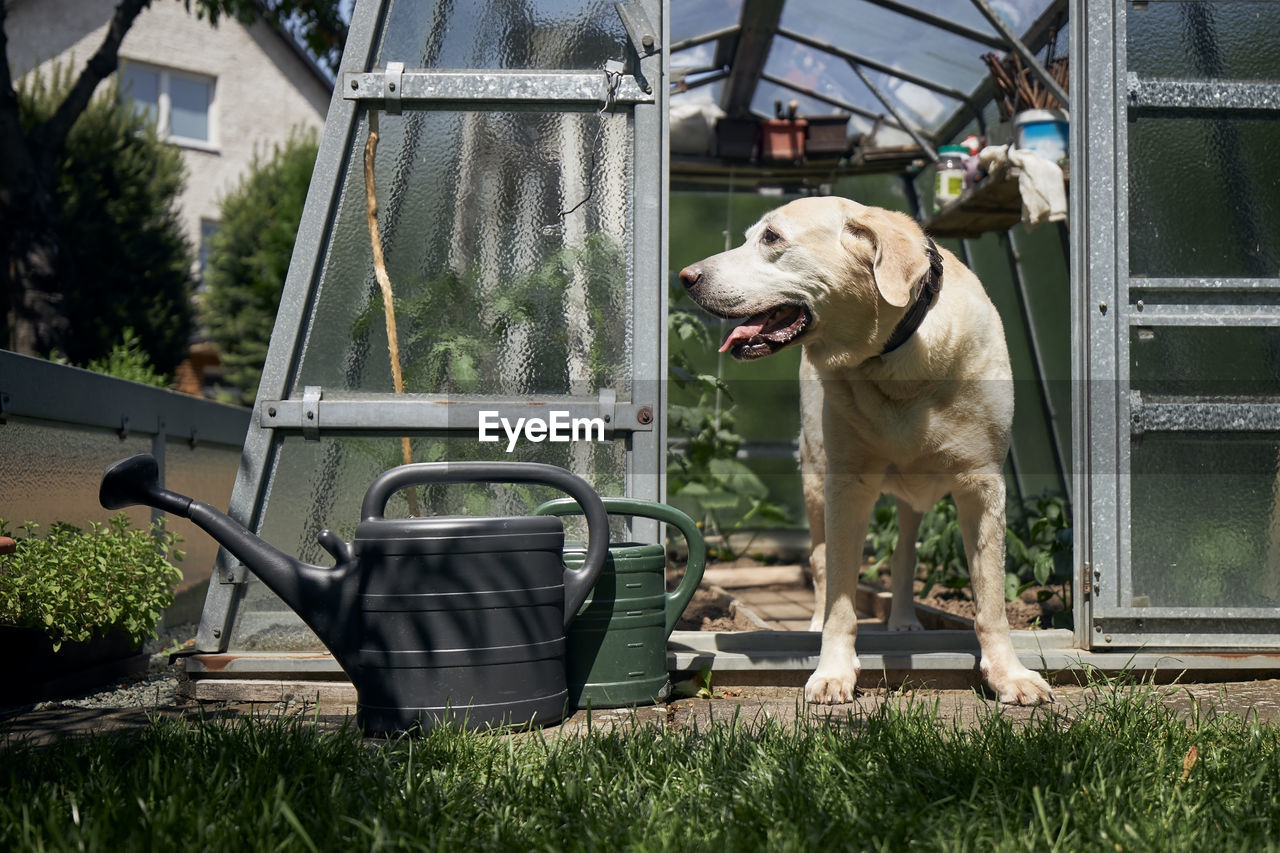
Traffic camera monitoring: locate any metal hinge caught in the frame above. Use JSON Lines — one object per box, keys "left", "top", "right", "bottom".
{"left": 615, "top": 0, "right": 659, "bottom": 56}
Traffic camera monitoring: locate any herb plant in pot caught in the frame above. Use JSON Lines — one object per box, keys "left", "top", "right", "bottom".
{"left": 0, "top": 515, "right": 183, "bottom": 706}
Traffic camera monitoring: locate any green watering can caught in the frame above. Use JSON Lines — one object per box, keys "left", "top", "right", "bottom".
{"left": 534, "top": 497, "right": 706, "bottom": 709}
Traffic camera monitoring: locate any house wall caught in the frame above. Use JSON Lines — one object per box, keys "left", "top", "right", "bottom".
{"left": 8, "top": 0, "right": 332, "bottom": 257}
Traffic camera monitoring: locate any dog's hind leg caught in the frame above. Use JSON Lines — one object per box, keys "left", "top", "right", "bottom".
{"left": 954, "top": 476, "right": 1054, "bottom": 705}
{"left": 800, "top": 426, "right": 827, "bottom": 632}
{"left": 887, "top": 499, "right": 924, "bottom": 632}
{"left": 799, "top": 352, "right": 827, "bottom": 631}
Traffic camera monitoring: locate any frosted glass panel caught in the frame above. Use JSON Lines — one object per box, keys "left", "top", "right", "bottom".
{"left": 294, "top": 109, "right": 633, "bottom": 397}
{"left": 1128, "top": 2, "right": 1280, "bottom": 81}
{"left": 163, "top": 438, "right": 240, "bottom": 593}
{"left": 1131, "top": 326, "right": 1280, "bottom": 398}
{"left": 1128, "top": 116, "right": 1280, "bottom": 278}
{"left": 377, "top": 0, "right": 629, "bottom": 71}
{"left": 0, "top": 418, "right": 152, "bottom": 533}
{"left": 229, "top": 435, "right": 629, "bottom": 650}
{"left": 1131, "top": 434, "right": 1280, "bottom": 608}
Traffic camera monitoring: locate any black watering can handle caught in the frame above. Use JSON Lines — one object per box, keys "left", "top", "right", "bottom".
{"left": 533, "top": 497, "right": 708, "bottom": 638}
{"left": 360, "top": 462, "right": 609, "bottom": 627}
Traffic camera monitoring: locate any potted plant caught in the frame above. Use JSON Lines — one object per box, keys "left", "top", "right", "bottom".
{"left": 0, "top": 515, "right": 183, "bottom": 706}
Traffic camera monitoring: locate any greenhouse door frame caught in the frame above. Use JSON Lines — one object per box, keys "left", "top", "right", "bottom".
{"left": 195, "top": 0, "right": 669, "bottom": 654}
{"left": 1073, "top": 0, "right": 1280, "bottom": 651}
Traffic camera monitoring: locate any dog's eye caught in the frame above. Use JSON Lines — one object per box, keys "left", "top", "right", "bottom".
{"left": 761, "top": 228, "right": 782, "bottom": 246}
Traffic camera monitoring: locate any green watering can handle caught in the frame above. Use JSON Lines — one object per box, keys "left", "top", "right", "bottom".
{"left": 533, "top": 497, "right": 707, "bottom": 638}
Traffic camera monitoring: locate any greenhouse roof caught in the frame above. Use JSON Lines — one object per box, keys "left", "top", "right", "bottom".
{"left": 669, "top": 0, "right": 1068, "bottom": 190}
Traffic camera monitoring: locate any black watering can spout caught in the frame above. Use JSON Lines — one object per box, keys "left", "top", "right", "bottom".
{"left": 100, "top": 453, "right": 193, "bottom": 517}
{"left": 99, "top": 454, "right": 353, "bottom": 645}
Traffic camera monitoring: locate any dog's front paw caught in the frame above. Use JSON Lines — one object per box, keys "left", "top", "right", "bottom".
{"left": 804, "top": 667, "right": 860, "bottom": 704}
{"left": 984, "top": 663, "right": 1054, "bottom": 706}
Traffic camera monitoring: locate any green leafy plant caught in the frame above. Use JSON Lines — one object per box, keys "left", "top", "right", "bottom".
{"left": 864, "top": 491, "right": 1073, "bottom": 622}
{"left": 666, "top": 303, "right": 791, "bottom": 559}
{"left": 917, "top": 498, "right": 970, "bottom": 596}
{"left": 0, "top": 515, "right": 183, "bottom": 651}
{"left": 15, "top": 63, "right": 195, "bottom": 373}
{"left": 334, "top": 234, "right": 629, "bottom": 517}
{"left": 353, "top": 233, "right": 627, "bottom": 397}
{"left": 79, "top": 327, "right": 169, "bottom": 388}
{"left": 1005, "top": 491, "right": 1073, "bottom": 624}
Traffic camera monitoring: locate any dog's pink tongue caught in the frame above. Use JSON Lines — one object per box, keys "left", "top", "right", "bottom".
{"left": 719, "top": 317, "right": 767, "bottom": 353}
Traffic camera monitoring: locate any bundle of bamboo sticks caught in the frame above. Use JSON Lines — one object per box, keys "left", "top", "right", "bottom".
{"left": 983, "top": 52, "right": 1069, "bottom": 118}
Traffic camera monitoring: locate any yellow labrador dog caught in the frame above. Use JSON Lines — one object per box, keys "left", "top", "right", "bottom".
{"left": 678, "top": 196, "right": 1052, "bottom": 706}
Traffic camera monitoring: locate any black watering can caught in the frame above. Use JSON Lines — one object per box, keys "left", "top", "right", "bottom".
{"left": 99, "top": 454, "right": 609, "bottom": 735}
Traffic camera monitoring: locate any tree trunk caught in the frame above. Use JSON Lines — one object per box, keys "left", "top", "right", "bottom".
{"left": 0, "top": 0, "right": 150, "bottom": 354}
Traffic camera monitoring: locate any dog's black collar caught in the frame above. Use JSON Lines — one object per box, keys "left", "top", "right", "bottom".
{"left": 879, "top": 237, "right": 943, "bottom": 356}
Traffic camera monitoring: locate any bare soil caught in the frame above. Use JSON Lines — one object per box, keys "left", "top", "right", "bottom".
{"left": 886, "top": 575, "right": 1067, "bottom": 630}
{"left": 672, "top": 586, "right": 763, "bottom": 632}
{"left": 670, "top": 556, "right": 1066, "bottom": 631}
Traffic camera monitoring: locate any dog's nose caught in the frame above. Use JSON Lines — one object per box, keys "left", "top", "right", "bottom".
{"left": 678, "top": 265, "right": 703, "bottom": 289}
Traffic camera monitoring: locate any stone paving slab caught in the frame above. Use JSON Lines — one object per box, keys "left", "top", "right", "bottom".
{"left": 9, "top": 678, "right": 1280, "bottom": 746}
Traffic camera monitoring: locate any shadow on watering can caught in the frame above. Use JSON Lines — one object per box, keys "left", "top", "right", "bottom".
{"left": 99, "top": 454, "right": 609, "bottom": 736}
{"left": 534, "top": 497, "right": 706, "bottom": 709}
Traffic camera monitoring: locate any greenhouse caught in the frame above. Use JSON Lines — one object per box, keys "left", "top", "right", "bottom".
{"left": 5, "top": 0, "right": 1280, "bottom": 718}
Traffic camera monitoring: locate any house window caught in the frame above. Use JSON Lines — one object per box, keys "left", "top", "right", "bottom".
{"left": 119, "top": 61, "right": 214, "bottom": 146}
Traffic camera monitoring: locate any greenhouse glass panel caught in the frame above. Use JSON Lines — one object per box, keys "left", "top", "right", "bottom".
{"left": 195, "top": 0, "right": 666, "bottom": 657}
{"left": 1130, "top": 326, "right": 1280, "bottom": 398}
{"left": 671, "top": 0, "right": 742, "bottom": 44}
{"left": 377, "top": 0, "right": 630, "bottom": 71}
{"left": 777, "top": 0, "right": 994, "bottom": 107}
{"left": 761, "top": 34, "right": 932, "bottom": 122}
{"left": 1127, "top": 1, "right": 1280, "bottom": 81}
{"left": 1128, "top": 116, "right": 1280, "bottom": 278}
{"left": 1130, "top": 434, "right": 1280, "bottom": 610}
{"left": 293, "top": 108, "right": 633, "bottom": 397}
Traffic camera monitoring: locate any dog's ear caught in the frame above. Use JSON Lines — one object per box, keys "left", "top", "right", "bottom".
{"left": 846, "top": 209, "right": 929, "bottom": 308}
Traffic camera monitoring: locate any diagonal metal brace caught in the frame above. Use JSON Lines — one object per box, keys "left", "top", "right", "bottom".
{"left": 615, "top": 0, "right": 660, "bottom": 55}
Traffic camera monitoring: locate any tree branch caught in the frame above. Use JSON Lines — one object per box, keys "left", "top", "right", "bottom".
{"left": 36, "top": 0, "right": 151, "bottom": 161}
{"left": 0, "top": 2, "right": 37, "bottom": 212}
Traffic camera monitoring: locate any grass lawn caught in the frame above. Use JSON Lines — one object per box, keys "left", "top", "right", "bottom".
{"left": 3, "top": 680, "right": 1279, "bottom": 852}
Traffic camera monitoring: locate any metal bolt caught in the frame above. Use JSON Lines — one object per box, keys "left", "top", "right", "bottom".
{"left": 642, "top": 33, "right": 655, "bottom": 51}
{"left": 388, "top": 82, "right": 396, "bottom": 92}
{"left": 1104, "top": 635, "right": 1112, "bottom": 643}
{"left": 1095, "top": 624, "right": 1102, "bottom": 632}
{"left": 307, "top": 411, "right": 315, "bottom": 420}
{"left": 268, "top": 407, "right": 277, "bottom": 418}
{"left": 212, "top": 628, "right": 222, "bottom": 638}
{"left": 636, "top": 406, "right": 653, "bottom": 425}
{"left": 350, "top": 79, "right": 358, "bottom": 90}
{"left": 1136, "top": 299, "right": 1144, "bottom": 311}
{"left": 1098, "top": 301, "right": 1108, "bottom": 314}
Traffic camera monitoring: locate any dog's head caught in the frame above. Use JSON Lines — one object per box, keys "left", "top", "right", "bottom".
{"left": 677, "top": 197, "right": 934, "bottom": 365}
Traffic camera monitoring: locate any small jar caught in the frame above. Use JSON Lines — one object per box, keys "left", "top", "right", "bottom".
{"left": 933, "top": 144, "right": 968, "bottom": 207}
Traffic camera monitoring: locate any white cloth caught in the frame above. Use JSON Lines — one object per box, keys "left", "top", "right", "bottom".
{"left": 1005, "top": 146, "right": 1067, "bottom": 228}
